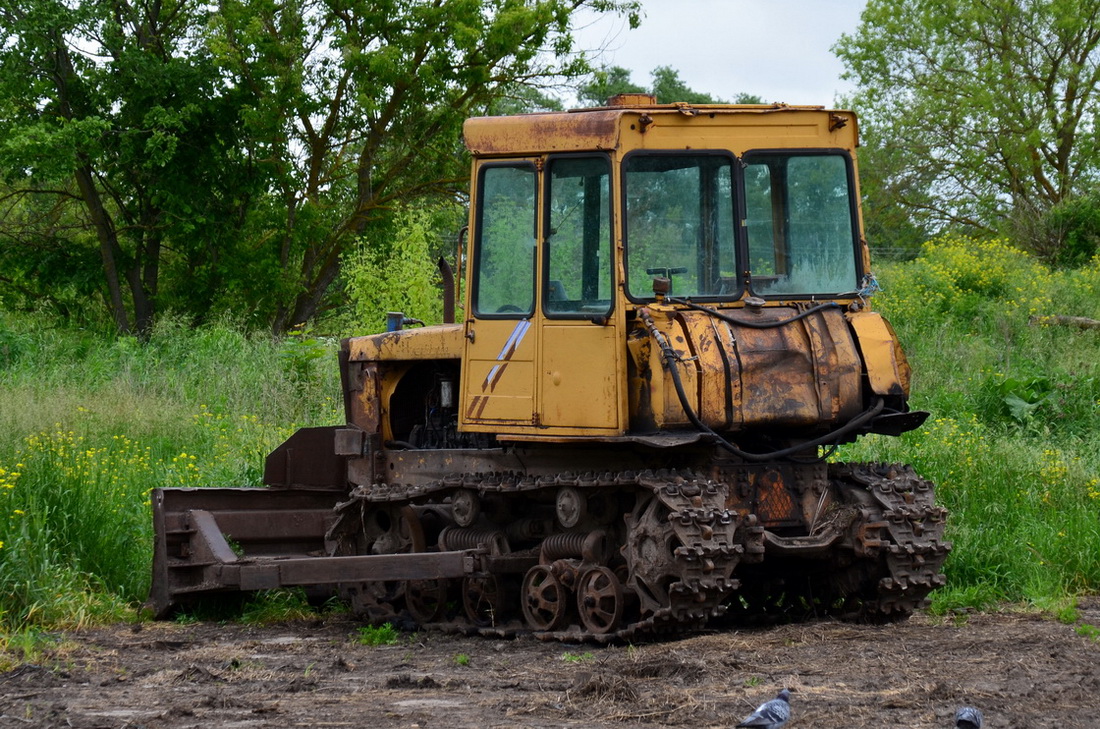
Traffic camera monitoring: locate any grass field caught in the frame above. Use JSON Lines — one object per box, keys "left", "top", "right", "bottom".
{"left": 0, "top": 317, "right": 343, "bottom": 634}
{"left": 1, "top": 235, "right": 1098, "bottom": 640}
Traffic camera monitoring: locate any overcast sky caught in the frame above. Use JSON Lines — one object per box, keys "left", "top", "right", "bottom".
{"left": 569, "top": 0, "right": 869, "bottom": 107}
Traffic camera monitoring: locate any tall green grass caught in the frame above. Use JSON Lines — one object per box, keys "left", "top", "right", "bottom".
{"left": 842, "top": 235, "right": 1100, "bottom": 612}
{"left": 0, "top": 315, "right": 342, "bottom": 634}
{"left": 1, "top": 235, "right": 1098, "bottom": 637}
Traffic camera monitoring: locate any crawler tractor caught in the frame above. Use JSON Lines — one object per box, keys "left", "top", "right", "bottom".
{"left": 149, "top": 96, "right": 950, "bottom": 641}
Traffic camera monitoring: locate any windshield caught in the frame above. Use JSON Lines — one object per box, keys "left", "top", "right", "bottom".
{"left": 623, "top": 154, "right": 738, "bottom": 299}
{"left": 623, "top": 151, "right": 860, "bottom": 300}
{"left": 744, "top": 153, "right": 859, "bottom": 296}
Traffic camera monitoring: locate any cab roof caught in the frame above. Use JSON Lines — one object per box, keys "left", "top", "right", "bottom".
{"left": 462, "top": 98, "right": 858, "bottom": 157}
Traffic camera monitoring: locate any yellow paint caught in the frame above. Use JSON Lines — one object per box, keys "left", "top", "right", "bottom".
{"left": 847, "top": 312, "right": 912, "bottom": 396}
{"left": 463, "top": 103, "right": 858, "bottom": 157}
{"left": 539, "top": 324, "right": 620, "bottom": 429}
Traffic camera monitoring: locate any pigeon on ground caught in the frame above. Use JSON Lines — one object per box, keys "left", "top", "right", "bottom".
{"left": 736, "top": 688, "right": 791, "bottom": 728}
{"left": 955, "top": 706, "right": 983, "bottom": 729}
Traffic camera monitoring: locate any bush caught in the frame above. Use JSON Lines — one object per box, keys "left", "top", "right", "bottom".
{"left": 874, "top": 234, "right": 1054, "bottom": 326}
{"left": 1028, "top": 191, "right": 1100, "bottom": 268}
{"left": 343, "top": 204, "right": 460, "bottom": 334}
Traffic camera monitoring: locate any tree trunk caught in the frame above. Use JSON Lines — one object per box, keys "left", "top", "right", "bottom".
{"left": 73, "top": 164, "right": 132, "bottom": 334}
{"left": 1029, "top": 314, "right": 1100, "bottom": 330}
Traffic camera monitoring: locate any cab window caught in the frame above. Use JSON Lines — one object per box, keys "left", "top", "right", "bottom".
{"left": 473, "top": 163, "right": 537, "bottom": 316}
{"left": 545, "top": 156, "right": 613, "bottom": 317}
{"left": 743, "top": 152, "right": 860, "bottom": 296}
{"left": 623, "top": 153, "right": 737, "bottom": 300}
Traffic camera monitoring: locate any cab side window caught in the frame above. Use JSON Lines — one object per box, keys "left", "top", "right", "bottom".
{"left": 474, "top": 164, "right": 537, "bottom": 316}
{"left": 545, "top": 156, "right": 612, "bottom": 316}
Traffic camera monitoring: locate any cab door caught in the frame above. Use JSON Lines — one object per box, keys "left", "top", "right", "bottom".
{"left": 538, "top": 155, "right": 622, "bottom": 432}
{"left": 461, "top": 161, "right": 539, "bottom": 428}
{"left": 460, "top": 156, "right": 624, "bottom": 435}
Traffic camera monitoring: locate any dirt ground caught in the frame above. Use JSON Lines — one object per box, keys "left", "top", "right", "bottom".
{"left": 2, "top": 599, "right": 1099, "bottom": 729}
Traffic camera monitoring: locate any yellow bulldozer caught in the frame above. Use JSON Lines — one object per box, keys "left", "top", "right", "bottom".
{"left": 149, "top": 95, "right": 950, "bottom": 640}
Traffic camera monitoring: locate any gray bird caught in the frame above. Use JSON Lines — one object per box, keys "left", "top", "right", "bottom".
{"left": 736, "top": 688, "right": 791, "bottom": 728}
{"left": 955, "top": 706, "right": 983, "bottom": 729}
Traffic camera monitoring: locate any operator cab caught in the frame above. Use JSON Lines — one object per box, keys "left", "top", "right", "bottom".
{"left": 459, "top": 100, "right": 869, "bottom": 440}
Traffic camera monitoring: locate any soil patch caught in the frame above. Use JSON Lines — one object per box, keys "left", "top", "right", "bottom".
{"left": 3, "top": 600, "right": 1099, "bottom": 728}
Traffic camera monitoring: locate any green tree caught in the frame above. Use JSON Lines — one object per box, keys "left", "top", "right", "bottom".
{"left": 211, "top": 0, "right": 641, "bottom": 333}
{"left": 0, "top": 0, "right": 258, "bottom": 335}
{"left": 853, "top": 124, "right": 937, "bottom": 257}
{"left": 578, "top": 64, "right": 762, "bottom": 106}
{"left": 0, "top": 0, "right": 640, "bottom": 334}
{"left": 577, "top": 65, "right": 647, "bottom": 105}
{"left": 835, "top": 0, "right": 1100, "bottom": 250}
{"left": 651, "top": 66, "right": 762, "bottom": 105}
{"left": 344, "top": 205, "right": 452, "bottom": 333}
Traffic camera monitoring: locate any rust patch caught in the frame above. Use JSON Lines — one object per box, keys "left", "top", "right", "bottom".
{"left": 753, "top": 469, "right": 800, "bottom": 526}
{"left": 463, "top": 111, "right": 622, "bottom": 155}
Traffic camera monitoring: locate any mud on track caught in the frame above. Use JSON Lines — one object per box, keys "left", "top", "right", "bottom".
{"left": 2, "top": 599, "right": 1099, "bottom": 729}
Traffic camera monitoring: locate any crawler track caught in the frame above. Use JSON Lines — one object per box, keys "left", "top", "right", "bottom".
{"left": 831, "top": 462, "right": 952, "bottom": 620}
{"left": 325, "top": 462, "right": 950, "bottom": 642}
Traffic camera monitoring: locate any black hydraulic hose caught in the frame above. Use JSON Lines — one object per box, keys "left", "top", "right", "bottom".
{"left": 639, "top": 308, "right": 885, "bottom": 462}
{"left": 667, "top": 297, "right": 841, "bottom": 329}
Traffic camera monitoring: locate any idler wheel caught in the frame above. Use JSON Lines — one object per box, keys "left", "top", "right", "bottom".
{"left": 521, "top": 565, "right": 569, "bottom": 631}
{"left": 462, "top": 572, "right": 511, "bottom": 627}
{"left": 556, "top": 486, "right": 586, "bottom": 528}
{"left": 358, "top": 505, "right": 427, "bottom": 604}
{"left": 406, "top": 578, "right": 450, "bottom": 625}
{"left": 450, "top": 489, "right": 480, "bottom": 528}
{"left": 576, "top": 566, "right": 624, "bottom": 634}
{"left": 364, "top": 505, "right": 426, "bottom": 555}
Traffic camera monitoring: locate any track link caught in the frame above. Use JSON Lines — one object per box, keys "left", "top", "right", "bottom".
{"left": 833, "top": 462, "right": 952, "bottom": 620}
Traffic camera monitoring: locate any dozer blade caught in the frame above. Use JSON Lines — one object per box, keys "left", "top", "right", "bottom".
{"left": 148, "top": 486, "right": 343, "bottom": 617}
{"left": 147, "top": 486, "right": 482, "bottom": 618}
